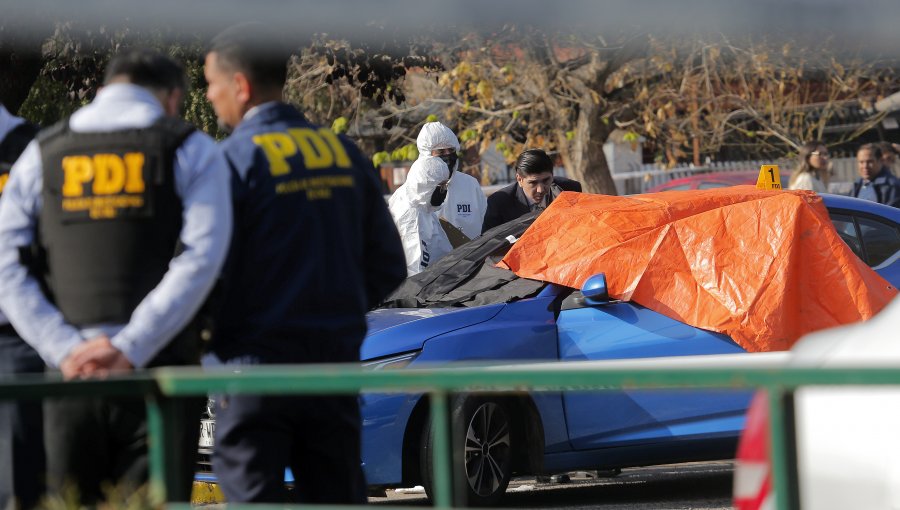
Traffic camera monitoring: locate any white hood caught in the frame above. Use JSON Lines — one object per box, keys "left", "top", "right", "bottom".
{"left": 393, "top": 155, "right": 451, "bottom": 212}
{"left": 417, "top": 122, "right": 460, "bottom": 156}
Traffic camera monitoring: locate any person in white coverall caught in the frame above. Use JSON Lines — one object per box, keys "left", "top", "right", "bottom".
{"left": 389, "top": 122, "right": 488, "bottom": 274}
{"left": 420, "top": 124, "right": 487, "bottom": 240}
{"left": 419, "top": 123, "right": 486, "bottom": 240}
{"left": 388, "top": 155, "right": 454, "bottom": 275}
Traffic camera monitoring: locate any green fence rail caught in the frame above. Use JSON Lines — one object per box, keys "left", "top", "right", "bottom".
{"left": 4, "top": 361, "right": 900, "bottom": 509}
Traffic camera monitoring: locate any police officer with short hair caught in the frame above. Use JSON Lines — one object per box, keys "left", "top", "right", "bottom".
{"left": 203, "top": 24, "right": 406, "bottom": 503}
{"left": 0, "top": 50, "right": 232, "bottom": 505}
{"left": 0, "top": 102, "right": 42, "bottom": 510}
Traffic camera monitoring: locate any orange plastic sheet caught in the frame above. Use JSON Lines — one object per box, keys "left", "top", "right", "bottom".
{"left": 500, "top": 186, "right": 898, "bottom": 352}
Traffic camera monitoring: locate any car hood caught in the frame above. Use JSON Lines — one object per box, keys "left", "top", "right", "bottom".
{"left": 362, "top": 305, "right": 503, "bottom": 360}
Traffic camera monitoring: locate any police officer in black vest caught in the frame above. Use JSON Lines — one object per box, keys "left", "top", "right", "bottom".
{"left": 203, "top": 24, "right": 406, "bottom": 503}
{"left": 0, "top": 51, "right": 232, "bottom": 505}
{"left": 0, "top": 102, "right": 42, "bottom": 510}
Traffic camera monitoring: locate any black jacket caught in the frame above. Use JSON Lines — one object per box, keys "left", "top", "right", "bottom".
{"left": 481, "top": 176, "right": 582, "bottom": 233}
{"left": 212, "top": 103, "right": 406, "bottom": 362}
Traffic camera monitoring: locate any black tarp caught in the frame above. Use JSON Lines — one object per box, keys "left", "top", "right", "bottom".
{"left": 379, "top": 212, "right": 545, "bottom": 309}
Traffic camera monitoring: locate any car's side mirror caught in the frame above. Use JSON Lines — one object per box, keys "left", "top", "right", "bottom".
{"left": 581, "top": 273, "right": 610, "bottom": 305}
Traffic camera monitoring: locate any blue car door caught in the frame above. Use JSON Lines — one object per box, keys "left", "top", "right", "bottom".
{"left": 556, "top": 301, "right": 752, "bottom": 450}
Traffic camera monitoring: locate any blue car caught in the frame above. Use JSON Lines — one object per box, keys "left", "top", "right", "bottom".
{"left": 194, "top": 193, "right": 900, "bottom": 505}
{"left": 358, "top": 193, "right": 900, "bottom": 506}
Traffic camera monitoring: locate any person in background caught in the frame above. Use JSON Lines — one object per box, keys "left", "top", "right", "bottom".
{"left": 788, "top": 141, "right": 830, "bottom": 193}
{"left": 0, "top": 102, "right": 42, "bottom": 510}
{"left": 203, "top": 23, "right": 406, "bottom": 503}
{"left": 852, "top": 143, "right": 900, "bottom": 207}
{"left": 877, "top": 141, "right": 900, "bottom": 176}
{"left": 0, "top": 50, "right": 231, "bottom": 505}
{"left": 482, "top": 148, "right": 581, "bottom": 233}
{"left": 388, "top": 123, "right": 457, "bottom": 275}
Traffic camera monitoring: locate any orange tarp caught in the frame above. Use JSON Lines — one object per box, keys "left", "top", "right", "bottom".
{"left": 500, "top": 187, "right": 898, "bottom": 352}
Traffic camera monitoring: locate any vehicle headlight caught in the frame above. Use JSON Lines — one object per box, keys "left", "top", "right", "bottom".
{"left": 362, "top": 351, "right": 420, "bottom": 371}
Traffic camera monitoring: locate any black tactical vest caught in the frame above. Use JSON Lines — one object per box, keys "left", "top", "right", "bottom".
{"left": 37, "top": 117, "right": 194, "bottom": 327}
{"left": 0, "top": 122, "right": 39, "bottom": 195}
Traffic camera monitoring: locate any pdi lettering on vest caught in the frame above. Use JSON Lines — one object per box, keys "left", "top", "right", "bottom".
{"left": 61, "top": 152, "right": 146, "bottom": 197}
{"left": 457, "top": 203, "right": 471, "bottom": 213}
{"left": 253, "top": 128, "right": 352, "bottom": 176}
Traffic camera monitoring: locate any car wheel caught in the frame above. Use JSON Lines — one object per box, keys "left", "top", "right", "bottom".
{"left": 421, "top": 396, "right": 514, "bottom": 506}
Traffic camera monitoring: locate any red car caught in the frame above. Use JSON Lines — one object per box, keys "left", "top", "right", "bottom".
{"left": 646, "top": 171, "right": 790, "bottom": 193}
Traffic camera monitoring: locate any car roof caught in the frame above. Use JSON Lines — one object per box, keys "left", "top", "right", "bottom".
{"left": 647, "top": 171, "right": 760, "bottom": 192}
{"left": 821, "top": 193, "right": 900, "bottom": 222}
{"left": 646, "top": 170, "right": 795, "bottom": 193}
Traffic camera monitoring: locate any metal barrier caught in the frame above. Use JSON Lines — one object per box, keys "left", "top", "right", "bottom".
{"left": 4, "top": 361, "right": 900, "bottom": 509}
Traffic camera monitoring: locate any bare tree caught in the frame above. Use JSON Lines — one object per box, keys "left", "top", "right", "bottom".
{"left": 410, "top": 27, "right": 649, "bottom": 194}
{"left": 615, "top": 36, "right": 900, "bottom": 164}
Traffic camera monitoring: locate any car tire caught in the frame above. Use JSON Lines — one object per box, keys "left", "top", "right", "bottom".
{"left": 421, "top": 396, "right": 514, "bottom": 507}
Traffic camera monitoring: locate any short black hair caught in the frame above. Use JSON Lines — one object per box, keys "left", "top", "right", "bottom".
{"left": 103, "top": 49, "right": 187, "bottom": 92}
{"left": 859, "top": 143, "right": 884, "bottom": 160}
{"left": 515, "top": 149, "right": 554, "bottom": 177}
{"left": 209, "top": 22, "right": 289, "bottom": 92}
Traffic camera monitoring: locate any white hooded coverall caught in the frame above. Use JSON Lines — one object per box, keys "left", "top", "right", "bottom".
{"left": 388, "top": 156, "right": 454, "bottom": 276}
{"left": 389, "top": 121, "right": 488, "bottom": 274}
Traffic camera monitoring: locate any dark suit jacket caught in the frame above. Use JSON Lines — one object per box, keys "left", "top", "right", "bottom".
{"left": 481, "top": 176, "right": 582, "bottom": 233}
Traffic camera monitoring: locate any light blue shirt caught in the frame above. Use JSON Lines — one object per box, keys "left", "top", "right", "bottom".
{"left": 0, "top": 84, "right": 232, "bottom": 368}
{"left": 857, "top": 180, "right": 879, "bottom": 203}
{"left": 0, "top": 103, "right": 26, "bottom": 141}
{"left": 0, "top": 103, "right": 28, "bottom": 327}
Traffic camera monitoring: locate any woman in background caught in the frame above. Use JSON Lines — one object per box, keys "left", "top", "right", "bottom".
{"left": 788, "top": 141, "right": 830, "bottom": 192}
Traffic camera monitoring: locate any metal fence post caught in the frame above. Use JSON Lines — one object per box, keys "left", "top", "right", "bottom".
{"left": 146, "top": 392, "right": 168, "bottom": 504}
{"left": 146, "top": 393, "right": 193, "bottom": 504}
{"left": 766, "top": 387, "right": 800, "bottom": 510}
{"left": 429, "top": 391, "right": 453, "bottom": 508}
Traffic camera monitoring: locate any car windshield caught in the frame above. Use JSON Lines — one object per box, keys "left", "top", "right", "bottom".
{"left": 379, "top": 212, "right": 546, "bottom": 309}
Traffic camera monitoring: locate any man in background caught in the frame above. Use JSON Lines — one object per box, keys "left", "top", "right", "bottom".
{"left": 853, "top": 143, "right": 900, "bottom": 207}
{"left": 482, "top": 148, "right": 581, "bottom": 233}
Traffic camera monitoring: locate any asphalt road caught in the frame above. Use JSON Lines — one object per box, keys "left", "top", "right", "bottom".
{"left": 370, "top": 461, "right": 735, "bottom": 509}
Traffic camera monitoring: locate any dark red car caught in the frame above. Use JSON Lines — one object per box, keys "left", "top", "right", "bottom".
{"left": 646, "top": 170, "right": 790, "bottom": 193}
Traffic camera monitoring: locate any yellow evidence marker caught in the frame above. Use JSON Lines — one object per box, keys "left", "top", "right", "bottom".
{"left": 191, "top": 481, "right": 226, "bottom": 504}
{"left": 756, "top": 164, "right": 782, "bottom": 190}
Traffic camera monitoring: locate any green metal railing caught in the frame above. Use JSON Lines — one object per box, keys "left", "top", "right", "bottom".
{"left": 4, "top": 362, "right": 900, "bottom": 509}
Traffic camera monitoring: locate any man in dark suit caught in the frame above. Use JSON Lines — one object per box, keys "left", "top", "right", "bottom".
{"left": 852, "top": 143, "right": 900, "bottom": 208}
{"left": 482, "top": 149, "right": 582, "bottom": 233}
